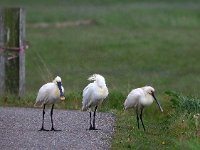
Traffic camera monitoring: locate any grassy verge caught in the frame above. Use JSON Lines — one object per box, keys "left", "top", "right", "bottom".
{"left": 111, "top": 91, "right": 200, "bottom": 149}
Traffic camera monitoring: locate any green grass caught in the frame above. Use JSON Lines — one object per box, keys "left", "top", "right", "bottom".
{"left": 1, "top": 0, "right": 200, "bottom": 95}
{"left": 111, "top": 92, "right": 200, "bottom": 149}
{"left": 1, "top": 0, "right": 200, "bottom": 149}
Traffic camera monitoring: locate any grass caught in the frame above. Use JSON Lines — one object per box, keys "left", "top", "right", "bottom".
{"left": 1, "top": 0, "right": 200, "bottom": 149}
{"left": 111, "top": 92, "right": 200, "bottom": 149}
{"left": 1, "top": 0, "right": 200, "bottom": 95}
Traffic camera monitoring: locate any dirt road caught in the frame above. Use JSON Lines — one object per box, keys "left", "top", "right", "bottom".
{"left": 0, "top": 107, "right": 115, "bottom": 150}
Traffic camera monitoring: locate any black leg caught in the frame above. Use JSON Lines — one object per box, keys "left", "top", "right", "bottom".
{"left": 136, "top": 107, "right": 140, "bottom": 129}
{"left": 140, "top": 108, "right": 145, "bottom": 131}
{"left": 92, "top": 106, "right": 98, "bottom": 130}
{"left": 39, "top": 104, "right": 49, "bottom": 131}
{"left": 50, "top": 104, "right": 55, "bottom": 131}
{"left": 89, "top": 111, "right": 93, "bottom": 130}
{"left": 88, "top": 106, "right": 98, "bottom": 130}
{"left": 50, "top": 104, "right": 61, "bottom": 131}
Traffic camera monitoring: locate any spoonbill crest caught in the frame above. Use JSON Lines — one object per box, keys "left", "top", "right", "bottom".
{"left": 82, "top": 74, "right": 109, "bottom": 130}
{"left": 34, "top": 76, "right": 65, "bottom": 131}
{"left": 124, "top": 86, "right": 163, "bottom": 131}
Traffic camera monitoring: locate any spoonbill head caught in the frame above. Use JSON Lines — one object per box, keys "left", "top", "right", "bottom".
{"left": 34, "top": 76, "right": 65, "bottom": 131}
{"left": 124, "top": 86, "right": 163, "bottom": 131}
{"left": 82, "top": 74, "right": 109, "bottom": 130}
{"left": 53, "top": 76, "right": 65, "bottom": 100}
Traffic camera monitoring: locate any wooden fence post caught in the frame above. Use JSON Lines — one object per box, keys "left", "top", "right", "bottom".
{"left": 19, "top": 8, "right": 25, "bottom": 97}
{"left": 0, "top": 8, "right": 5, "bottom": 96}
{"left": 0, "top": 8, "right": 25, "bottom": 97}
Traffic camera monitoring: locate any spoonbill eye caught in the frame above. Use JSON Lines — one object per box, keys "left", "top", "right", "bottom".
{"left": 149, "top": 91, "right": 153, "bottom": 95}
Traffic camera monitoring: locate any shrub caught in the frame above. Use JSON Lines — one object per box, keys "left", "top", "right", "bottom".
{"left": 165, "top": 91, "right": 200, "bottom": 114}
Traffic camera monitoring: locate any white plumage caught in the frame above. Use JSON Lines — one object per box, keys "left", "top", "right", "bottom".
{"left": 82, "top": 74, "right": 109, "bottom": 130}
{"left": 34, "top": 76, "right": 65, "bottom": 131}
{"left": 124, "top": 86, "right": 163, "bottom": 131}
{"left": 34, "top": 80, "right": 64, "bottom": 107}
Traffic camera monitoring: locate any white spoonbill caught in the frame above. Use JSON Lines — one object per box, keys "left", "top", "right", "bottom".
{"left": 82, "top": 74, "right": 109, "bottom": 130}
{"left": 34, "top": 76, "right": 65, "bottom": 131}
{"left": 124, "top": 86, "right": 163, "bottom": 131}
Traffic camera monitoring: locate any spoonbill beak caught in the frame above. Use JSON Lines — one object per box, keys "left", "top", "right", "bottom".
{"left": 57, "top": 81, "right": 65, "bottom": 98}
{"left": 152, "top": 92, "right": 163, "bottom": 112}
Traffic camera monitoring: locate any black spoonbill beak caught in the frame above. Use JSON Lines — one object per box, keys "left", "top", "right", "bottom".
{"left": 57, "top": 82, "right": 64, "bottom": 97}
{"left": 152, "top": 92, "right": 163, "bottom": 112}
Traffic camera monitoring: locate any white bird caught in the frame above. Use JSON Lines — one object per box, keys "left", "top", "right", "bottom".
{"left": 82, "top": 74, "right": 109, "bottom": 130}
{"left": 34, "top": 76, "right": 65, "bottom": 131}
{"left": 124, "top": 86, "right": 163, "bottom": 131}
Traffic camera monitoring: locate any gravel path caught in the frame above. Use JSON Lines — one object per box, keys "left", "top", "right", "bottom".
{"left": 0, "top": 107, "right": 115, "bottom": 150}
